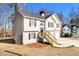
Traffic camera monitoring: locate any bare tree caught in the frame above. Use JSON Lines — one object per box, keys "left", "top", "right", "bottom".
{"left": 56, "top": 11, "right": 64, "bottom": 22}
{"left": 0, "top": 3, "right": 27, "bottom": 38}
{"left": 0, "top": 4, "right": 18, "bottom": 38}
{"left": 69, "top": 7, "right": 79, "bottom": 26}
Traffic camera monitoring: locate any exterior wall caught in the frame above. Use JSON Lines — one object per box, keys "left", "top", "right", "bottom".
{"left": 22, "top": 32, "right": 38, "bottom": 44}
{"left": 24, "top": 18, "right": 42, "bottom": 32}
{"left": 22, "top": 17, "right": 45, "bottom": 44}
{"left": 54, "top": 31, "right": 61, "bottom": 38}
{"left": 45, "top": 17, "right": 56, "bottom": 31}
{"left": 51, "top": 14, "right": 61, "bottom": 30}
{"left": 45, "top": 14, "right": 61, "bottom": 39}
{"left": 13, "top": 12, "right": 23, "bottom": 44}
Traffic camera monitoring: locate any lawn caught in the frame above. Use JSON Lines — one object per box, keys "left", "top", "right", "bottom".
{"left": 0, "top": 38, "right": 79, "bottom": 56}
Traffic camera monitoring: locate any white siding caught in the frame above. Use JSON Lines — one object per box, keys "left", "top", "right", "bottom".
{"left": 22, "top": 32, "right": 38, "bottom": 44}
{"left": 13, "top": 12, "right": 62, "bottom": 44}
{"left": 52, "top": 15, "right": 61, "bottom": 30}
{"left": 23, "top": 17, "right": 45, "bottom": 44}
{"left": 54, "top": 31, "right": 61, "bottom": 38}
{"left": 45, "top": 17, "right": 56, "bottom": 30}
{"left": 45, "top": 14, "right": 61, "bottom": 39}
{"left": 46, "top": 15, "right": 61, "bottom": 31}
{"left": 24, "top": 18, "right": 41, "bottom": 32}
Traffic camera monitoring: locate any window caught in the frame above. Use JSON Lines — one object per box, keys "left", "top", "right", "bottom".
{"left": 48, "top": 22, "right": 54, "bottom": 27}
{"left": 29, "top": 33, "right": 36, "bottom": 40}
{"left": 57, "top": 23, "right": 59, "bottom": 28}
{"left": 29, "top": 19, "right": 36, "bottom": 27}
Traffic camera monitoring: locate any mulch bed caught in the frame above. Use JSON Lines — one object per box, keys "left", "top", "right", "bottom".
{"left": 26, "top": 43, "right": 49, "bottom": 48}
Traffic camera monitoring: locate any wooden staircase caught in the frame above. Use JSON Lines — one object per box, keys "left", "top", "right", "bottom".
{"left": 38, "top": 31, "right": 61, "bottom": 47}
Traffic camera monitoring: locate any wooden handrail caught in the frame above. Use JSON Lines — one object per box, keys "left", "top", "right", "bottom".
{"left": 44, "top": 32, "right": 61, "bottom": 45}
{"left": 45, "top": 31, "right": 57, "bottom": 41}
{"left": 44, "top": 32, "right": 56, "bottom": 42}
{"left": 38, "top": 32, "right": 61, "bottom": 45}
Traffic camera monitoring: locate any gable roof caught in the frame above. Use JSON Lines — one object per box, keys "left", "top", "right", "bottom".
{"left": 63, "top": 24, "right": 71, "bottom": 28}
{"left": 46, "top": 13, "right": 62, "bottom": 24}
{"left": 54, "top": 14, "right": 62, "bottom": 24}
{"left": 13, "top": 10, "right": 62, "bottom": 23}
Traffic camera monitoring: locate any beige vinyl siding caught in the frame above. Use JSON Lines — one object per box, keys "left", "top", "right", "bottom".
{"left": 28, "top": 33, "right": 36, "bottom": 40}
{"left": 29, "top": 19, "right": 36, "bottom": 27}
{"left": 48, "top": 22, "right": 54, "bottom": 27}
{"left": 24, "top": 18, "right": 41, "bottom": 31}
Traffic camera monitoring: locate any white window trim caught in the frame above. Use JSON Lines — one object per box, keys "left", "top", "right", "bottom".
{"left": 29, "top": 33, "right": 36, "bottom": 40}
{"left": 29, "top": 19, "right": 36, "bottom": 27}
{"left": 48, "top": 22, "right": 54, "bottom": 27}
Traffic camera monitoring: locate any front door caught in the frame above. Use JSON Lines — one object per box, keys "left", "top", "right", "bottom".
{"left": 38, "top": 22, "right": 45, "bottom": 43}
{"left": 40, "top": 27, "right": 44, "bottom": 32}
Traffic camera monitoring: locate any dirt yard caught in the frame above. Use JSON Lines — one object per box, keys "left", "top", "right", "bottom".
{"left": 1, "top": 39, "right": 79, "bottom": 56}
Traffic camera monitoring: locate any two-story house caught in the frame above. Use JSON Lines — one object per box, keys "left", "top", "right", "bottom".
{"left": 12, "top": 10, "right": 62, "bottom": 44}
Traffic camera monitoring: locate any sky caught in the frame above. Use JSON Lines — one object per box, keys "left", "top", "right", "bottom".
{"left": 26, "top": 3, "right": 79, "bottom": 19}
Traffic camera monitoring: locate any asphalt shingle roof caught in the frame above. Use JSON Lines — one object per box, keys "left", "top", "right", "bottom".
{"left": 17, "top": 10, "right": 55, "bottom": 20}
{"left": 18, "top": 10, "right": 46, "bottom": 19}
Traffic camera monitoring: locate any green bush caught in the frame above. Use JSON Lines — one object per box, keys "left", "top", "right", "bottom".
{"left": 64, "top": 33, "right": 72, "bottom": 37}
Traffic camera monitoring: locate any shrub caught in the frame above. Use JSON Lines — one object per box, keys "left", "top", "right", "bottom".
{"left": 63, "top": 33, "right": 72, "bottom": 37}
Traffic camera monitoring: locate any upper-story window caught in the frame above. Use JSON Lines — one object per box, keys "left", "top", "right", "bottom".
{"left": 48, "top": 22, "right": 54, "bottom": 27}
{"left": 56, "top": 23, "right": 59, "bottom": 28}
{"left": 29, "top": 19, "right": 36, "bottom": 27}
